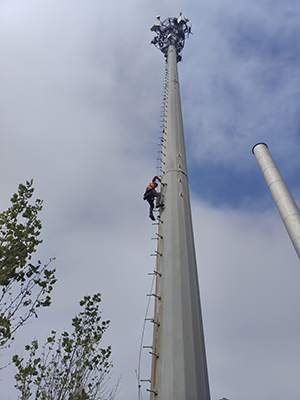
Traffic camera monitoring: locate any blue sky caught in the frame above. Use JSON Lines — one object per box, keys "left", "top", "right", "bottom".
{"left": 1, "top": 1, "right": 300, "bottom": 399}
{"left": 180, "top": 0, "right": 300, "bottom": 208}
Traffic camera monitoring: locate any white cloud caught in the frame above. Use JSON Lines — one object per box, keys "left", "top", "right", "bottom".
{"left": 192, "top": 199, "right": 300, "bottom": 400}
{"left": 1, "top": 0, "right": 300, "bottom": 399}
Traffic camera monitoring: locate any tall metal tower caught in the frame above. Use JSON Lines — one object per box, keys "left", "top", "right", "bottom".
{"left": 148, "top": 13, "right": 211, "bottom": 400}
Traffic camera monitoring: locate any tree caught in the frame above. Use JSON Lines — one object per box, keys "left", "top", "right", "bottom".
{"left": 0, "top": 180, "right": 56, "bottom": 353}
{"left": 13, "top": 293, "right": 119, "bottom": 400}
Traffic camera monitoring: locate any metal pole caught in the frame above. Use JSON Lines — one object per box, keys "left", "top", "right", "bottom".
{"left": 149, "top": 14, "right": 211, "bottom": 400}
{"left": 252, "top": 142, "right": 300, "bottom": 260}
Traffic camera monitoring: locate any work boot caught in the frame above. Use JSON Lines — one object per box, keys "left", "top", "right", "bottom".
{"left": 149, "top": 214, "right": 155, "bottom": 221}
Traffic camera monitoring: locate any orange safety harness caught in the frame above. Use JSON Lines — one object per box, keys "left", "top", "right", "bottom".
{"left": 148, "top": 181, "right": 156, "bottom": 189}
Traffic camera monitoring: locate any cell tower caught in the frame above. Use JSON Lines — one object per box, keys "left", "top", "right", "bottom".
{"left": 146, "top": 12, "right": 211, "bottom": 400}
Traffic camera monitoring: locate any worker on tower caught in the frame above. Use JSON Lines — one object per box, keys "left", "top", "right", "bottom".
{"left": 143, "top": 175, "right": 164, "bottom": 221}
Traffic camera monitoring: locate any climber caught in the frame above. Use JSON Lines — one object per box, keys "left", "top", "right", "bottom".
{"left": 143, "top": 175, "right": 164, "bottom": 221}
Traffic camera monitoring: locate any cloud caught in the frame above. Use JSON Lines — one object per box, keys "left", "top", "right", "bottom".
{"left": 192, "top": 198, "right": 300, "bottom": 400}
{"left": 180, "top": 0, "right": 300, "bottom": 174}
{"left": 1, "top": 0, "right": 300, "bottom": 399}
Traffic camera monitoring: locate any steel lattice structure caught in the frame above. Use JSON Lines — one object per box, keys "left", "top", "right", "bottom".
{"left": 150, "top": 12, "right": 192, "bottom": 62}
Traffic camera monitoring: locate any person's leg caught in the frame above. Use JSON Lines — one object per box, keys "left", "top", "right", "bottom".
{"left": 156, "top": 193, "right": 161, "bottom": 207}
{"left": 156, "top": 193, "right": 164, "bottom": 208}
{"left": 148, "top": 198, "right": 155, "bottom": 220}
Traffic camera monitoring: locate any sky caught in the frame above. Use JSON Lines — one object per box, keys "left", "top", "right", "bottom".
{"left": 1, "top": 0, "right": 300, "bottom": 399}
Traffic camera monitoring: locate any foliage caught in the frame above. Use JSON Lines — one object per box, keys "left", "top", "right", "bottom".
{"left": 13, "top": 293, "right": 118, "bottom": 400}
{"left": 0, "top": 180, "right": 56, "bottom": 353}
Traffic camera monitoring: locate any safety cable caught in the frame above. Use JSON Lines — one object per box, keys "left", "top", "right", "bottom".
{"left": 136, "top": 274, "right": 155, "bottom": 400}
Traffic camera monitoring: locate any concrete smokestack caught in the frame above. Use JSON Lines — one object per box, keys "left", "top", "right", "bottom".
{"left": 252, "top": 142, "right": 300, "bottom": 260}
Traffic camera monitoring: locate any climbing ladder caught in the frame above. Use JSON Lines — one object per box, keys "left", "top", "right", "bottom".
{"left": 137, "top": 61, "right": 169, "bottom": 400}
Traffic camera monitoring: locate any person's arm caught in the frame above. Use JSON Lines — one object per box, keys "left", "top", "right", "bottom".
{"left": 152, "top": 175, "right": 161, "bottom": 183}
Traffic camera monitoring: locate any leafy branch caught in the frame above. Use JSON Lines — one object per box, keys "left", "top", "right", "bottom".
{"left": 0, "top": 180, "right": 56, "bottom": 355}
{"left": 13, "top": 294, "right": 119, "bottom": 400}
